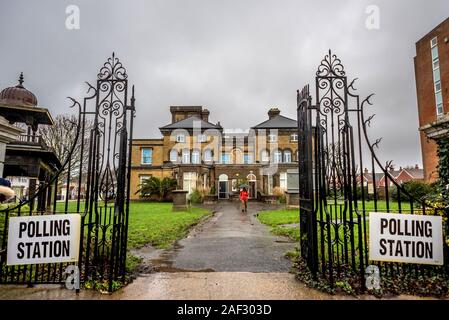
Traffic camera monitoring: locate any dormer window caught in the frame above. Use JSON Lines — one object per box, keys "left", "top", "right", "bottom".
{"left": 268, "top": 133, "right": 277, "bottom": 143}
{"left": 176, "top": 134, "right": 185, "bottom": 143}
{"left": 291, "top": 133, "right": 298, "bottom": 142}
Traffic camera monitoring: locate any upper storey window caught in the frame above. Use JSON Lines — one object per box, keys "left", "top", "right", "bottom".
{"left": 430, "top": 37, "right": 443, "bottom": 116}
{"left": 290, "top": 133, "right": 298, "bottom": 142}
{"left": 198, "top": 134, "right": 207, "bottom": 143}
{"left": 176, "top": 134, "right": 185, "bottom": 143}
{"left": 141, "top": 148, "right": 152, "bottom": 165}
{"left": 268, "top": 133, "right": 277, "bottom": 143}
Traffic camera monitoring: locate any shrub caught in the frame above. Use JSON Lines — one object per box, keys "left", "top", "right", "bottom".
{"left": 273, "top": 187, "right": 286, "bottom": 204}
{"left": 391, "top": 180, "right": 439, "bottom": 203}
{"left": 136, "top": 176, "right": 177, "bottom": 201}
{"left": 209, "top": 185, "right": 216, "bottom": 195}
{"left": 189, "top": 188, "right": 203, "bottom": 204}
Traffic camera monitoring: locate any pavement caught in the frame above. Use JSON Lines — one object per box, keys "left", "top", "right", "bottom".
{"left": 142, "top": 202, "right": 296, "bottom": 273}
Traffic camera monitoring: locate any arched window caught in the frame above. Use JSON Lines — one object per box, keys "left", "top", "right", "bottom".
{"left": 273, "top": 150, "right": 282, "bottom": 163}
{"left": 182, "top": 149, "right": 190, "bottom": 164}
{"left": 170, "top": 149, "right": 178, "bottom": 163}
{"left": 261, "top": 149, "right": 270, "bottom": 163}
{"left": 204, "top": 149, "right": 213, "bottom": 162}
{"left": 192, "top": 150, "right": 200, "bottom": 164}
{"left": 283, "top": 150, "right": 292, "bottom": 163}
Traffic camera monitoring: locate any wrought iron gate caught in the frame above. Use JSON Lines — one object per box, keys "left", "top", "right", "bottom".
{"left": 0, "top": 53, "right": 135, "bottom": 292}
{"left": 298, "top": 50, "right": 448, "bottom": 292}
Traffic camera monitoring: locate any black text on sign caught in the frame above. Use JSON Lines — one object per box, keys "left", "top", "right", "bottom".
{"left": 369, "top": 212, "right": 443, "bottom": 265}
{"left": 7, "top": 214, "right": 81, "bottom": 266}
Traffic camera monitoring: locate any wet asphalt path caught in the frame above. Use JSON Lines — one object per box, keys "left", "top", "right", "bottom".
{"left": 149, "top": 201, "right": 296, "bottom": 273}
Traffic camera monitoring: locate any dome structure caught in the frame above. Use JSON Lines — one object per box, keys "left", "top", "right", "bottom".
{"left": 0, "top": 73, "right": 38, "bottom": 107}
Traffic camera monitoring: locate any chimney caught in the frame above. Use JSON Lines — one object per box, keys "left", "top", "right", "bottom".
{"left": 364, "top": 168, "right": 369, "bottom": 174}
{"left": 415, "top": 164, "right": 419, "bottom": 169}
{"left": 268, "top": 107, "right": 281, "bottom": 119}
{"left": 201, "top": 108, "right": 210, "bottom": 122}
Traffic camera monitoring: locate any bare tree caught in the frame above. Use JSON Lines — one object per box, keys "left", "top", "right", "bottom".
{"left": 38, "top": 114, "right": 93, "bottom": 178}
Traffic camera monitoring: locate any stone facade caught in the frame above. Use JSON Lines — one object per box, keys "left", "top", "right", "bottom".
{"left": 414, "top": 18, "right": 449, "bottom": 182}
{"left": 130, "top": 106, "right": 299, "bottom": 200}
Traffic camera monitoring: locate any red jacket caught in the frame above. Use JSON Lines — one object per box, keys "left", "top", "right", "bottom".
{"left": 240, "top": 190, "right": 248, "bottom": 201}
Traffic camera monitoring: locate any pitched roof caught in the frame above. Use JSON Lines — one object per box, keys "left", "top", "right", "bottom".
{"left": 159, "top": 116, "right": 222, "bottom": 131}
{"left": 252, "top": 114, "right": 297, "bottom": 129}
{"left": 402, "top": 168, "right": 424, "bottom": 179}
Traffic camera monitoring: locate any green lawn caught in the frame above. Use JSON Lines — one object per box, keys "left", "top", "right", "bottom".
{"left": 2, "top": 201, "right": 211, "bottom": 250}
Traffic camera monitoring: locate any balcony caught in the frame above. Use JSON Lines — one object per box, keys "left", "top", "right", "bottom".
{"left": 9, "top": 134, "right": 51, "bottom": 151}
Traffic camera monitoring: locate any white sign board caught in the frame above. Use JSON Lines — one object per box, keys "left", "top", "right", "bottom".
{"left": 369, "top": 212, "right": 444, "bottom": 265}
{"left": 7, "top": 214, "right": 81, "bottom": 266}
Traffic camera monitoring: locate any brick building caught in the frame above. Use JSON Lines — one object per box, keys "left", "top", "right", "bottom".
{"left": 414, "top": 17, "right": 449, "bottom": 182}
{"left": 130, "top": 106, "right": 299, "bottom": 200}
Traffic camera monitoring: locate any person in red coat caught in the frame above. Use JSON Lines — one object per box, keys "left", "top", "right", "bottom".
{"left": 239, "top": 187, "right": 249, "bottom": 213}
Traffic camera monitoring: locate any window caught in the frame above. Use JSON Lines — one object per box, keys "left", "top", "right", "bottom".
{"left": 183, "top": 172, "right": 197, "bottom": 195}
{"left": 273, "top": 150, "right": 282, "bottom": 163}
{"left": 170, "top": 149, "right": 178, "bottom": 163}
{"left": 436, "top": 91, "right": 443, "bottom": 115}
{"left": 435, "top": 80, "right": 441, "bottom": 93}
{"left": 261, "top": 150, "right": 269, "bottom": 163}
{"left": 244, "top": 154, "right": 253, "bottom": 164}
{"left": 231, "top": 179, "right": 238, "bottom": 192}
{"left": 431, "top": 37, "right": 438, "bottom": 48}
{"left": 280, "top": 172, "right": 287, "bottom": 190}
{"left": 141, "top": 148, "right": 152, "bottom": 164}
{"left": 221, "top": 153, "right": 231, "bottom": 164}
{"left": 139, "top": 175, "right": 152, "bottom": 185}
{"left": 204, "top": 149, "right": 213, "bottom": 162}
{"left": 430, "top": 37, "right": 443, "bottom": 116}
{"left": 176, "top": 134, "right": 185, "bottom": 143}
{"left": 291, "top": 133, "right": 298, "bottom": 142}
{"left": 182, "top": 149, "right": 190, "bottom": 164}
{"left": 198, "top": 134, "right": 207, "bottom": 143}
{"left": 192, "top": 150, "right": 200, "bottom": 164}
{"left": 284, "top": 150, "right": 292, "bottom": 163}
{"left": 268, "top": 133, "right": 277, "bottom": 143}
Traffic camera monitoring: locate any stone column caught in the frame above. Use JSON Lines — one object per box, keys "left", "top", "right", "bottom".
{"left": 0, "top": 116, "right": 23, "bottom": 177}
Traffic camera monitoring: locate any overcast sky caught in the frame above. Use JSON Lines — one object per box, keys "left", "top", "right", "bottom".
{"left": 0, "top": 0, "right": 447, "bottom": 168}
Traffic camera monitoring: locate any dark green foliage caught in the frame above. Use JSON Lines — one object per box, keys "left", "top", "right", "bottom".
{"left": 391, "top": 180, "right": 439, "bottom": 203}
{"left": 136, "top": 176, "right": 177, "bottom": 201}
{"left": 209, "top": 185, "right": 216, "bottom": 195}
{"left": 437, "top": 137, "right": 449, "bottom": 205}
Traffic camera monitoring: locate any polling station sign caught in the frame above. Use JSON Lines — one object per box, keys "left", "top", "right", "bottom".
{"left": 7, "top": 214, "right": 81, "bottom": 266}
{"left": 369, "top": 212, "right": 444, "bottom": 265}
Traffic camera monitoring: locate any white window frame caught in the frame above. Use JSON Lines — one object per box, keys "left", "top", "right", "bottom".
{"left": 290, "top": 133, "right": 298, "bottom": 142}
{"left": 431, "top": 36, "right": 438, "bottom": 48}
{"left": 268, "top": 133, "right": 277, "bottom": 143}
{"left": 198, "top": 134, "right": 207, "bottom": 143}
{"left": 176, "top": 134, "right": 185, "bottom": 143}
{"left": 204, "top": 149, "right": 213, "bottom": 162}
{"left": 284, "top": 150, "right": 292, "bottom": 163}
{"left": 280, "top": 172, "right": 287, "bottom": 190}
{"left": 261, "top": 150, "right": 269, "bottom": 163}
{"left": 273, "top": 150, "right": 282, "bottom": 164}
{"left": 183, "top": 172, "right": 197, "bottom": 195}
{"left": 170, "top": 149, "right": 178, "bottom": 163}
{"left": 141, "top": 148, "right": 152, "bottom": 165}
{"left": 182, "top": 149, "right": 190, "bottom": 164}
{"left": 191, "top": 150, "right": 200, "bottom": 164}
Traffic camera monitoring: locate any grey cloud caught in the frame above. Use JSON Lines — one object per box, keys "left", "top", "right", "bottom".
{"left": 1, "top": 0, "right": 447, "bottom": 168}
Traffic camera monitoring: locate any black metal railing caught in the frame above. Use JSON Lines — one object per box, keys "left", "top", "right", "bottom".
{"left": 0, "top": 54, "right": 135, "bottom": 292}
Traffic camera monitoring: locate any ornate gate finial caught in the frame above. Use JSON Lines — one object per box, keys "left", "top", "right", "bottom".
{"left": 316, "top": 49, "right": 346, "bottom": 77}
